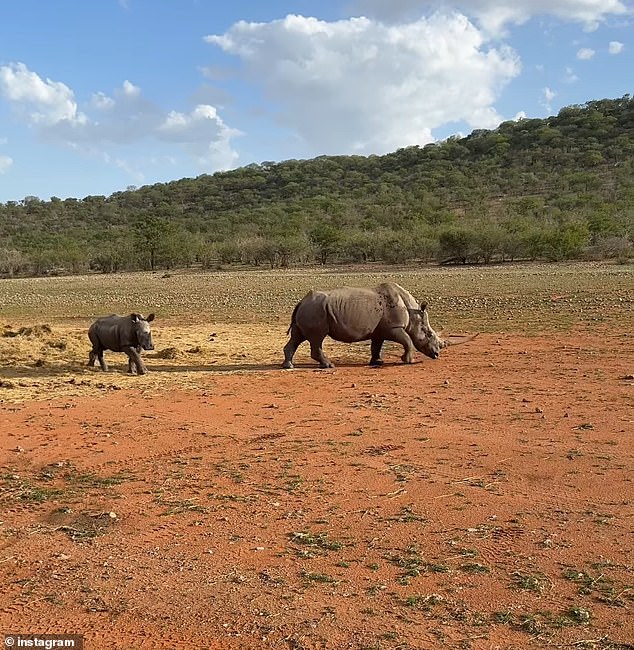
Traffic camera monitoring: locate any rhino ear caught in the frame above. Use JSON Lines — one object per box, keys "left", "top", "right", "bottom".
{"left": 419, "top": 302, "right": 427, "bottom": 312}
{"left": 130, "top": 313, "right": 140, "bottom": 323}
{"left": 146, "top": 313, "right": 155, "bottom": 322}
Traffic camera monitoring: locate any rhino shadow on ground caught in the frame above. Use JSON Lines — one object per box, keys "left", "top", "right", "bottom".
{"left": 0, "top": 356, "right": 423, "bottom": 381}
{"left": 0, "top": 364, "right": 95, "bottom": 380}
{"left": 148, "top": 362, "right": 280, "bottom": 373}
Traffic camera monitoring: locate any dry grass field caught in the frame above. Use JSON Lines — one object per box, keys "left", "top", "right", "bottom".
{"left": 1, "top": 262, "right": 633, "bottom": 649}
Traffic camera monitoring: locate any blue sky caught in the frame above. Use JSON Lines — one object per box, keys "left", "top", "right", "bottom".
{"left": 0, "top": 0, "right": 631, "bottom": 203}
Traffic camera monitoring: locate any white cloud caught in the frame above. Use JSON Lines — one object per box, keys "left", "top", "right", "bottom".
{"left": 348, "top": 0, "right": 628, "bottom": 34}
{"left": 542, "top": 86, "right": 556, "bottom": 113}
{"left": 205, "top": 13, "right": 520, "bottom": 156}
{"left": 513, "top": 111, "right": 527, "bottom": 120}
{"left": 91, "top": 91, "right": 115, "bottom": 110}
{"left": 564, "top": 66, "right": 579, "bottom": 83}
{"left": 158, "top": 104, "right": 242, "bottom": 169}
{"left": 0, "top": 154, "right": 13, "bottom": 174}
{"left": 0, "top": 62, "right": 86, "bottom": 126}
{"left": 0, "top": 62, "right": 240, "bottom": 179}
{"left": 576, "top": 47, "right": 595, "bottom": 60}
{"left": 122, "top": 80, "right": 140, "bottom": 96}
{"left": 609, "top": 40, "right": 624, "bottom": 54}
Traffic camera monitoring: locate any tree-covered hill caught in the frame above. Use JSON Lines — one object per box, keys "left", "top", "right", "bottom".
{"left": 1, "top": 95, "right": 632, "bottom": 275}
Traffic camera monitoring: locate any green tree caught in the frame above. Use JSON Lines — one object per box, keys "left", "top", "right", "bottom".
{"left": 438, "top": 227, "right": 477, "bottom": 264}
{"left": 309, "top": 223, "right": 341, "bottom": 264}
{"left": 133, "top": 214, "right": 171, "bottom": 271}
{"left": 0, "top": 247, "right": 27, "bottom": 276}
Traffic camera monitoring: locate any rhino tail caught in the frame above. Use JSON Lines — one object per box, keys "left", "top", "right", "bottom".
{"left": 287, "top": 301, "right": 301, "bottom": 335}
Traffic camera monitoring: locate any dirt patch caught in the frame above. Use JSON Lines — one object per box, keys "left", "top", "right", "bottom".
{"left": 1, "top": 328, "right": 632, "bottom": 649}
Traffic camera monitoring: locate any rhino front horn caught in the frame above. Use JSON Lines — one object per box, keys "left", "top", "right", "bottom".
{"left": 444, "top": 333, "right": 480, "bottom": 346}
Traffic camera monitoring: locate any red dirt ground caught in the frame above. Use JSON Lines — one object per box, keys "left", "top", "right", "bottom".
{"left": 1, "top": 330, "right": 632, "bottom": 649}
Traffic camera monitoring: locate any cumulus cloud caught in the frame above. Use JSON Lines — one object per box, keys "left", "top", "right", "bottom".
{"left": 348, "top": 0, "right": 629, "bottom": 34}
{"left": 576, "top": 47, "right": 595, "bottom": 60}
{"left": 0, "top": 154, "right": 13, "bottom": 174}
{"left": 609, "top": 40, "right": 624, "bottom": 54}
{"left": 564, "top": 66, "right": 579, "bottom": 83}
{"left": 0, "top": 62, "right": 240, "bottom": 177}
{"left": 158, "top": 105, "right": 242, "bottom": 168}
{"left": 0, "top": 62, "right": 86, "bottom": 126}
{"left": 205, "top": 13, "right": 520, "bottom": 156}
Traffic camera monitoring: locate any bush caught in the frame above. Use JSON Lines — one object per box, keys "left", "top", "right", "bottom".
{"left": 584, "top": 235, "right": 633, "bottom": 263}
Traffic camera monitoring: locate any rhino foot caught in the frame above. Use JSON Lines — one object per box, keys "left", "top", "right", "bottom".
{"left": 401, "top": 353, "right": 414, "bottom": 364}
{"left": 282, "top": 361, "right": 294, "bottom": 370}
{"left": 319, "top": 361, "right": 335, "bottom": 369}
{"left": 369, "top": 358, "right": 384, "bottom": 367}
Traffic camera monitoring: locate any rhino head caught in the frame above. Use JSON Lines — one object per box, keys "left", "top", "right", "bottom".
{"left": 407, "top": 303, "right": 446, "bottom": 359}
{"left": 131, "top": 313, "right": 155, "bottom": 350}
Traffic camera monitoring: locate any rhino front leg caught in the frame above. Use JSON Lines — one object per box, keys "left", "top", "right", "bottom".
{"left": 310, "top": 337, "right": 334, "bottom": 369}
{"left": 388, "top": 328, "right": 416, "bottom": 364}
{"left": 282, "top": 327, "right": 306, "bottom": 369}
{"left": 125, "top": 347, "right": 146, "bottom": 375}
{"left": 369, "top": 338, "right": 384, "bottom": 366}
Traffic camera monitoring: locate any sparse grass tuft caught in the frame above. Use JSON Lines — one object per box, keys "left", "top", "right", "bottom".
{"left": 288, "top": 531, "right": 344, "bottom": 554}
{"left": 460, "top": 562, "right": 490, "bottom": 574}
{"left": 562, "top": 566, "right": 632, "bottom": 606}
{"left": 153, "top": 491, "right": 208, "bottom": 515}
{"left": 510, "top": 571, "right": 551, "bottom": 593}
{"left": 300, "top": 570, "right": 337, "bottom": 584}
{"left": 384, "top": 546, "right": 450, "bottom": 584}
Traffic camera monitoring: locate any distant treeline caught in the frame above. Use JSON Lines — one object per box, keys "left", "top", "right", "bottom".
{"left": 1, "top": 95, "right": 633, "bottom": 276}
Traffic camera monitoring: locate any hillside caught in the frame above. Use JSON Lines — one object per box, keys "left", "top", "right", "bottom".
{"left": 0, "top": 95, "right": 633, "bottom": 274}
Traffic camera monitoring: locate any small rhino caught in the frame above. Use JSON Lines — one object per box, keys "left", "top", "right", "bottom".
{"left": 88, "top": 313, "right": 155, "bottom": 375}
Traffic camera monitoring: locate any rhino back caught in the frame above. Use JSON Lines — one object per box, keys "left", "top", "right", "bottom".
{"left": 89, "top": 315, "right": 136, "bottom": 352}
{"left": 324, "top": 287, "right": 385, "bottom": 342}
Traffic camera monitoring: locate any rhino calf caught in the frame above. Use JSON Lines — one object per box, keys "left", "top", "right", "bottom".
{"left": 88, "top": 313, "right": 155, "bottom": 375}
{"left": 282, "top": 282, "right": 446, "bottom": 369}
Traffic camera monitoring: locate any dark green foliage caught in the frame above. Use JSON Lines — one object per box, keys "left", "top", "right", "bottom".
{"left": 1, "top": 96, "right": 633, "bottom": 275}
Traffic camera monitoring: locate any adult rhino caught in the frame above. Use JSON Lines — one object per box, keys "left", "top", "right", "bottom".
{"left": 282, "top": 282, "right": 470, "bottom": 369}
{"left": 88, "top": 313, "right": 155, "bottom": 375}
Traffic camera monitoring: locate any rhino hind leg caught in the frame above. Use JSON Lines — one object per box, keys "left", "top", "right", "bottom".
{"left": 369, "top": 338, "right": 384, "bottom": 366}
{"left": 282, "top": 327, "right": 306, "bottom": 369}
{"left": 89, "top": 347, "right": 108, "bottom": 371}
{"left": 310, "top": 337, "right": 334, "bottom": 369}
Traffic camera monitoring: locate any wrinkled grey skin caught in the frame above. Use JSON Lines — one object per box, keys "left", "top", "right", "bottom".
{"left": 88, "top": 313, "right": 155, "bottom": 375}
{"left": 282, "top": 283, "right": 446, "bottom": 369}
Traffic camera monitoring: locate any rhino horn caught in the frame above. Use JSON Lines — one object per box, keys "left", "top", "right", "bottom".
{"left": 443, "top": 333, "right": 480, "bottom": 346}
